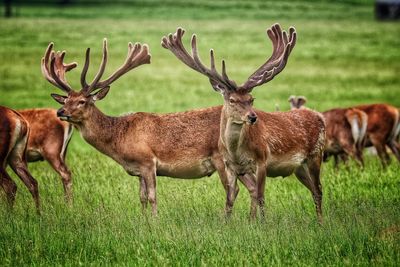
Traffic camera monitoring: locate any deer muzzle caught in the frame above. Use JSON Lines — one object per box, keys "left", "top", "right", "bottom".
{"left": 56, "top": 108, "right": 71, "bottom": 121}
{"left": 247, "top": 112, "right": 257, "bottom": 125}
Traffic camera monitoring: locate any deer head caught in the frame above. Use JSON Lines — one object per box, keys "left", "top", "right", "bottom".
{"left": 41, "top": 39, "right": 151, "bottom": 123}
{"left": 162, "top": 24, "right": 296, "bottom": 125}
{"left": 288, "top": 95, "right": 307, "bottom": 110}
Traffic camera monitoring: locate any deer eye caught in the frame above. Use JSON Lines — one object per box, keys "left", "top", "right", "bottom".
{"left": 229, "top": 98, "right": 235, "bottom": 104}
{"left": 249, "top": 98, "right": 254, "bottom": 105}
{"left": 78, "top": 100, "right": 86, "bottom": 105}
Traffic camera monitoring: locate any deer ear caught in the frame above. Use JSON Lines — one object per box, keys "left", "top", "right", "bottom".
{"left": 209, "top": 78, "right": 230, "bottom": 97}
{"left": 91, "top": 86, "right": 110, "bottom": 102}
{"left": 297, "top": 96, "right": 307, "bottom": 108}
{"left": 51, "top": 93, "right": 67, "bottom": 104}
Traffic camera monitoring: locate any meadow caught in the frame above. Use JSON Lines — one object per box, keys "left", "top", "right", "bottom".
{"left": 0, "top": 1, "right": 399, "bottom": 265}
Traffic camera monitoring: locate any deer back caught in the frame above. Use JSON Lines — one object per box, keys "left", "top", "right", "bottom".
{"left": 355, "top": 104, "right": 399, "bottom": 143}
{"left": 18, "top": 108, "right": 72, "bottom": 162}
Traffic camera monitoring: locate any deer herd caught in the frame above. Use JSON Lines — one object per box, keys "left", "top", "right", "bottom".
{"left": 1, "top": 24, "right": 399, "bottom": 221}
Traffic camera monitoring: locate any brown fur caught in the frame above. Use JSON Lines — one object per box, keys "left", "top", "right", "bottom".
{"left": 220, "top": 92, "right": 325, "bottom": 221}
{"left": 289, "top": 95, "right": 368, "bottom": 168}
{"left": 18, "top": 108, "right": 73, "bottom": 202}
{"left": 322, "top": 108, "right": 368, "bottom": 168}
{"left": 0, "top": 106, "right": 40, "bottom": 212}
{"left": 355, "top": 103, "right": 400, "bottom": 167}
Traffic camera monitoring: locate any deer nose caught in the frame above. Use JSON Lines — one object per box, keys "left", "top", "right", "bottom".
{"left": 57, "top": 108, "right": 65, "bottom": 117}
{"left": 248, "top": 113, "right": 257, "bottom": 124}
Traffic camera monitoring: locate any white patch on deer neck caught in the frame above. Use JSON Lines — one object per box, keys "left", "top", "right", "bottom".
{"left": 61, "top": 124, "right": 73, "bottom": 157}
{"left": 224, "top": 118, "right": 245, "bottom": 154}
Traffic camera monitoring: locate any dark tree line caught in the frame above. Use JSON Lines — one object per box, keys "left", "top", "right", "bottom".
{"left": 3, "top": 0, "right": 73, "bottom": 17}
{"left": 4, "top": 0, "right": 12, "bottom": 17}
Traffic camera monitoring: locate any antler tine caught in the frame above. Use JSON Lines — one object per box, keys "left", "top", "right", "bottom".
{"left": 161, "top": 28, "right": 200, "bottom": 72}
{"left": 90, "top": 40, "right": 151, "bottom": 92}
{"left": 162, "top": 28, "right": 237, "bottom": 92}
{"left": 84, "top": 38, "right": 108, "bottom": 94}
{"left": 191, "top": 35, "right": 237, "bottom": 90}
{"left": 80, "top": 48, "right": 90, "bottom": 89}
{"left": 41, "top": 42, "right": 77, "bottom": 93}
{"left": 240, "top": 24, "right": 297, "bottom": 92}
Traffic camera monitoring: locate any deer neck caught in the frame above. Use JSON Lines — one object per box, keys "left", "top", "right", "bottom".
{"left": 220, "top": 106, "right": 248, "bottom": 156}
{"left": 74, "top": 106, "right": 122, "bottom": 155}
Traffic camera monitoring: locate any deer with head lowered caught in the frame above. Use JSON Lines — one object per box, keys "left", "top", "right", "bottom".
{"left": 162, "top": 24, "right": 326, "bottom": 221}
{"left": 41, "top": 39, "right": 257, "bottom": 216}
{"left": 353, "top": 104, "right": 400, "bottom": 168}
{"left": 0, "top": 106, "right": 40, "bottom": 213}
{"left": 17, "top": 108, "right": 73, "bottom": 203}
{"left": 291, "top": 97, "right": 400, "bottom": 168}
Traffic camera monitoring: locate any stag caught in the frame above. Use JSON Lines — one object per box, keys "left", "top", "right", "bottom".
{"left": 0, "top": 106, "right": 40, "bottom": 212}
{"left": 41, "top": 39, "right": 257, "bottom": 216}
{"left": 17, "top": 109, "right": 73, "bottom": 202}
{"left": 162, "top": 24, "right": 326, "bottom": 221}
{"left": 289, "top": 96, "right": 368, "bottom": 168}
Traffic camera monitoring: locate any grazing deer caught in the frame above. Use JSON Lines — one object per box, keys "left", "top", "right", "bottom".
{"left": 323, "top": 108, "right": 368, "bottom": 168}
{"left": 162, "top": 24, "right": 326, "bottom": 221}
{"left": 17, "top": 108, "right": 73, "bottom": 202}
{"left": 0, "top": 106, "right": 40, "bottom": 212}
{"left": 41, "top": 39, "right": 256, "bottom": 216}
{"left": 354, "top": 104, "right": 400, "bottom": 168}
{"left": 289, "top": 96, "right": 368, "bottom": 168}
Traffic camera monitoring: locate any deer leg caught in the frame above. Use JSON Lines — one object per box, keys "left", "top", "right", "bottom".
{"left": 0, "top": 167, "right": 17, "bottom": 207}
{"left": 139, "top": 176, "right": 148, "bottom": 213}
{"left": 224, "top": 166, "right": 237, "bottom": 219}
{"left": 342, "top": 144, "right": 363, "bottom": 168}
{"left": 8, "top": 135, "right": 40, "bottom": 213}
{"left": 142, "top": 168, "right": 157, "bottom": 217}
{"left": 9, "top": 159, "right": 40, "bottom": 214}
{"left": 238, "top": 173, "right": 258, "bottom": 220}
{"left": 294, "top": 160, "right": 323, "bottom": 223}
{"left": 355, "top": 148, "right": 365, "bottom": 168}
{"left": 308, "top": 158, "right": 323, "bottom": 223}
{"left": 387, "top": 141, "right": 400, "bottom": 163}
{"left": 213, "top": 156, "right": 239, "bottom": 199}
{"left": 371, "top": 140, "right": 389, "bottom": 169}
{"left": 256, "top": 164, "right": 267, "bottom": 221}
{"left": 44, "top": 153, "right": 72, "bottom": 204}
{"left": 333, "top": 154, "right": 340, "bottom": 169}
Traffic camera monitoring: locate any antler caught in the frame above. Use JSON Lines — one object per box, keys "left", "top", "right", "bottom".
{"left": 239, "top": 24, "right": 297, "bottom": 92}
{"left": 41, "top": 43, "right": 77, "bottom": 93}
{"left": 81, "top": 39, "right": 151, "bottom": 95}
{"left": 161, "top": 28, "right": 238, "bottom": 92}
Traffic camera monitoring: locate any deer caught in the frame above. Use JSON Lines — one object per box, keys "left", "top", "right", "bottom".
{"left": 162, "top": 24, "right": 326, "bottom": 222}
{"left": 0, "top": 106, "right": 40, "bottom": 212}
{"left": 288, "top": 95, "right": 308, "bottom": 110}
{"left": 17, "top": 108, "right": 73, "bottom": 202}
{"left": 353, "top": 103, "right": 400, "bottom": 168}
{"left": 289, "top": 96, "right": 368, "bottom": 168}
{"left": 41, "top": 39, "right": 257, "bottom": 216}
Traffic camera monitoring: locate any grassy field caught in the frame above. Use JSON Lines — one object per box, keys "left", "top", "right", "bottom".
{"left": 0, "top": 1, "right": 399, "bottom": 265}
